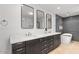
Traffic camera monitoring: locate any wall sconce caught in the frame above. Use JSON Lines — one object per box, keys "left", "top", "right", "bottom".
{"left": 0, "top": 19, "right": 8, "bottom": 27}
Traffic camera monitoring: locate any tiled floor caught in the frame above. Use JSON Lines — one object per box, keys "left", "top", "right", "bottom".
{"left": 49, "top": 41, "right": 79, "bottom": 54}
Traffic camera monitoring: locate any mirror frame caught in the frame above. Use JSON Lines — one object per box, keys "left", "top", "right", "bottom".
{"left": 46, "top": 13, "right": 52, "bottom": 29}
{"left": 21, "top": 4, "right": 34, "bottom": 29}
{"left": 36, "top": 10, "right": 45, "bottom": 29}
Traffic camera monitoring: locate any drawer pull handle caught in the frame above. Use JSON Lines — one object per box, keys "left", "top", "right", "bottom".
{"left": 50, "top": 45, "right": 53, "bottom": 47}
{"left": 43, "top": 48, "right": 48, "bottom": 51}
{"left": 51, "top": 42, "right": 53, "bottom": 44}
{"left": 44, "top": 44, "right": 47, "bottom": 47}
{"left": 44, "top": 41, "right": 47, "bottom": 43}
{"left": 44, "top": 49, "right": 47, "bottom": 50}
{"left": 51, "top": 39, "right": 53, "bottom": 40}
{"left": 41, "top": 49, "right": 46, "bottom": 53}
{"left": 40, "top": 39, "right": 43, "bottom": 41}
{"left": 16, "top": 48, "right": 23, "bottom": 51}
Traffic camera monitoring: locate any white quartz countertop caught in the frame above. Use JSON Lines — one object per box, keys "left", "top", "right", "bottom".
{"left": 10, "top": 32, "right": 61, "bottom": 44}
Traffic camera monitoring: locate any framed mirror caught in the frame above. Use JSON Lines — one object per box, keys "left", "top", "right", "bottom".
{"left": 36, "top": 10, "right": 45, "bottom": 29}
{"left": 21, "top": 4, "right": 34, "bottom": 29}
{"left": 46, "top": 14, "right": 52, "bottom": 29}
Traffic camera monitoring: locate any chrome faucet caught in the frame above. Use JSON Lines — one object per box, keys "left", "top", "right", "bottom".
{"left": 26, "top": 32, "right": 32, "bottom": 36}
{"left": 44, "top": 28, "right": 47, "bottom": 33}
{"left": 45, "top": 28, "right": 47, "bottom": 31}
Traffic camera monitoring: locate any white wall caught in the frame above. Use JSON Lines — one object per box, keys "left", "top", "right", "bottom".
{"left": 0, "top": 4, "right": 56, "bottom": 54}
{"left": 0, "top": 4, "right": 21, "bottom": 53}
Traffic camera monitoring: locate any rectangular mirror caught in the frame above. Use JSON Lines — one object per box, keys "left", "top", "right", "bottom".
{"left": 21, "top": 4, "right": 34, "bottom": 29}
{"left": 46, "top": 14, "right": 52, "bottom": 29}
{"left": 36, "top": 10, "right": 45, "bottom": 29}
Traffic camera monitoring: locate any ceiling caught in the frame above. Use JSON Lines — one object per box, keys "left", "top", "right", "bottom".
{"left": 29, "top": 4, "right": 79, "bottom": 17}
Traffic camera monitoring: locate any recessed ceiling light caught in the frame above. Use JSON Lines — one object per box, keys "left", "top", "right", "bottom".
{"left": 57, "top": 7, "right": 61, "bottom": 10}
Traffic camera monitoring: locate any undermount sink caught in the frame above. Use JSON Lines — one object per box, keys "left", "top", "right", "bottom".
{"left": 25, "top": 33, "right": 37, "bottom": 38}
{"left": 25, "top": 32, "right": 36, "bottom": 37}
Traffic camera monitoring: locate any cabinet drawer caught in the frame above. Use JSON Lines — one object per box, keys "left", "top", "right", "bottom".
{"left": 41, "top": 39, "right": 53, "bottom": 45}
{"left": 41, "top": 42, "right": 53, "bottom": 50}
{"left": 41, "top": 48, "right": 49, "bottom": 54}
{"left": 50, "top": 41, "right": 53, "bottom": 45}
{"left": 41, "top": 40, "right": 47, "bottom": 45}
{"left": 12, "top": 47, "right": 26, "bottom": 54}
{"left": 40, "top": 38, "right": 46, "bottom": 42}
{"left": 54, "top": 34, "right": 60, "bottom": 39}
{"left": 50, "top": 38, "right": 54, "bottom": 41}
{"left": 41, "top": 44, "right": 48, "bottom": 50}
{"left": 12, "top": 41, "right": 25, "bottom": 50}
{"left": 48, "top": 39, "right": 54, "bottom": 43}
{"left": 49, "top": 45, "right": 54, "bottom": 50}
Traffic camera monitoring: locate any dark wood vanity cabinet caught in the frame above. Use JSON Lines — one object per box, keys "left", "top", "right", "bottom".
{"left": 25, "top": 37, "right": 52, "bottom": 54}
{"left": 12, "top": 34, "right": 61, "bottom": 54}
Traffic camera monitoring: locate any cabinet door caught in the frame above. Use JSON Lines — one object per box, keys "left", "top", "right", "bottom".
{"left": 54, "top": 34, "right": 61, "bottom": 49}
{"left": 30, "top": 43, "right": 41, "bottom": 54}
{"left": 26, "top": 39, "right": 41, "bottom": 54}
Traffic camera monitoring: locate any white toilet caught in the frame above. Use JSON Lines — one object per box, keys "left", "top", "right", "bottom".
{"left": 61, "top": 33, "right": 72, "bottom": 44}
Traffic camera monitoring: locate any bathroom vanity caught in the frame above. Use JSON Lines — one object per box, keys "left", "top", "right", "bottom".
{"left": 10, "top": 33, "right": 61, "bottom": 54}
